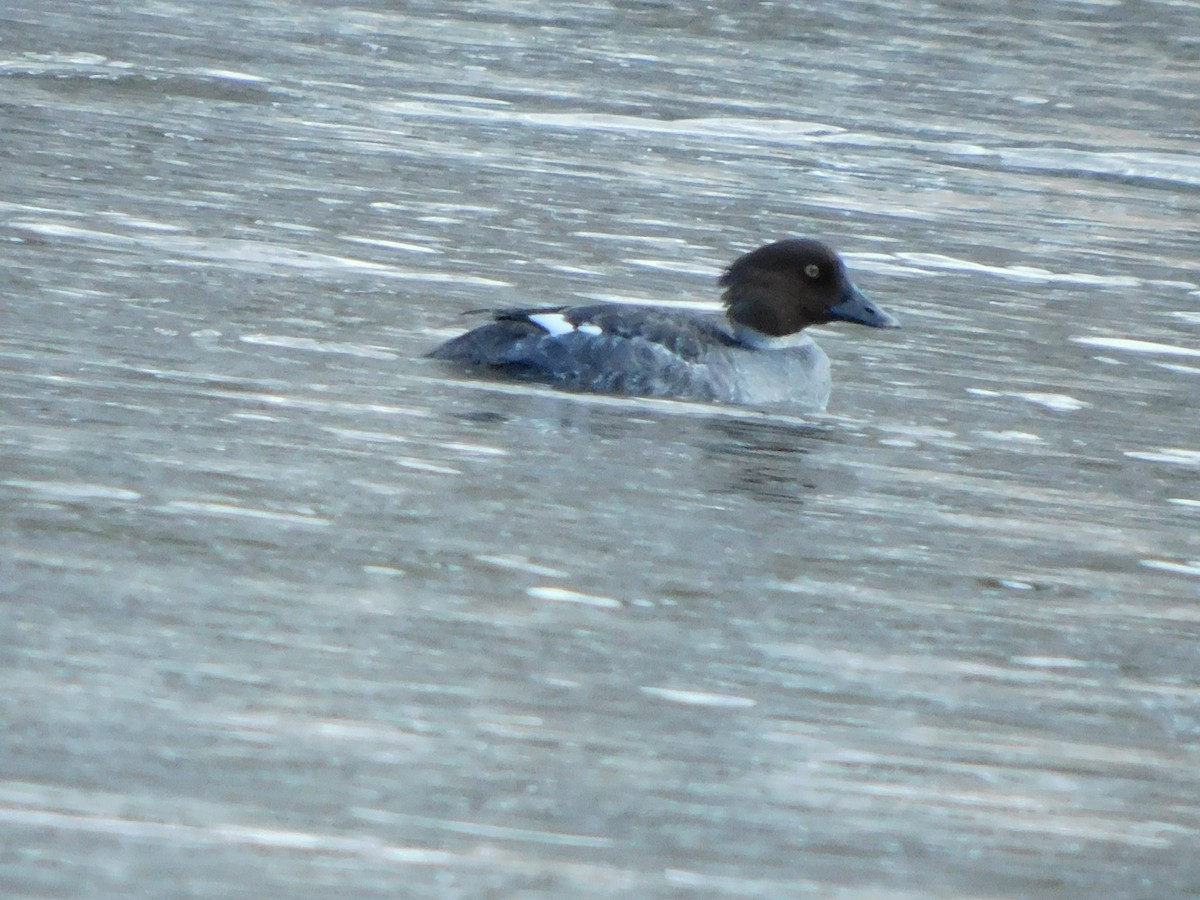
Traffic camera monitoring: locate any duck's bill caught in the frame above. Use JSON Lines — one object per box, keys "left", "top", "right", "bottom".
{"left": 828, "top": 283, "right": 900, "bottom": 328}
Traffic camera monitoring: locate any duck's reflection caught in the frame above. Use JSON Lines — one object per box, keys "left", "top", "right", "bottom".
{"left": 441, "top": 386, "right": 846, "bottom": 509}
{"left": 697, "top": 416, "right": 832, "bottom": 507}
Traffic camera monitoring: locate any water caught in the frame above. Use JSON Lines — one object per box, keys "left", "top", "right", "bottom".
{"left": 3, "top": 1, "right": 1199, "bottom": 896}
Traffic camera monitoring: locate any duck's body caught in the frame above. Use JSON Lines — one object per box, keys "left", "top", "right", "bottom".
{"left": 431, "top": 303, "right": 835, "bottom": 407}
{"left": 428, "top": 238, "right": 898, "bottom": 409}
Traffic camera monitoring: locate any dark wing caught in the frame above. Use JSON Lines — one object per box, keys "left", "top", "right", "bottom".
{"left": 561, "top": 305, "right": 733, "bottom": 362}
{"left": 427, "top": 304, "right": 733, "bottom": 399}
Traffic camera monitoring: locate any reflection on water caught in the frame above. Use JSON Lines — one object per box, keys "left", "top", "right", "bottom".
{"left": 696, "top": 418, "right": 828, "bottom": 507}
{"left": 2, "top": 0, "right": 1200, "bottom": 896}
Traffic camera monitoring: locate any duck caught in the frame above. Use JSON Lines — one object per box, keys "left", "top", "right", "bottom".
{"left": 427, "top": 238, "right": 899, "bottom": 409}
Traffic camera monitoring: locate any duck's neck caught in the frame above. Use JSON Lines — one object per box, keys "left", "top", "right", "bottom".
{"left": 730, "top": 322, "right": 814, "bottom": 350}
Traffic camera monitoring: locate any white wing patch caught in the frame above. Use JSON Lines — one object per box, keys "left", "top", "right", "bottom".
{"left": 528, "top": 313, "right": 604, "bottom": 338}
{"left": 527, "top": 312, "right": 575, "bottom": 336}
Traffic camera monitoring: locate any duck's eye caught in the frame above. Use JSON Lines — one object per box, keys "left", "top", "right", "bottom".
{"left": 804, "top": 264, "right": 820, "bottom": 279}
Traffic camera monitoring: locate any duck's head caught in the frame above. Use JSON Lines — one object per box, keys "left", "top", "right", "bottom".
{"left": 720, "top": 238, "right": 899, "bottom": 339}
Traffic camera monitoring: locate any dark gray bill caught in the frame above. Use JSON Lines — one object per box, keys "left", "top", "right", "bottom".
{"left": 828, "top": 283, "right": 900, "bottom": 328}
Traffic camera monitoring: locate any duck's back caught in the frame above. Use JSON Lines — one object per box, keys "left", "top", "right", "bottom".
{"left": 429, "top": 305, "right": 732, "bottom": 399}
{"left": 429, "top": 303, "right": 832, "bottom": 407}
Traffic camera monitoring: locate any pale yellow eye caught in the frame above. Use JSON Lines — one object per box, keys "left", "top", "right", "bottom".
{"left": 804, "top": 264, "right": 820, "bottom": 279}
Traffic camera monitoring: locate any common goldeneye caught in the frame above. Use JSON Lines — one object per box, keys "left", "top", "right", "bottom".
{"left": 428, "top": 238, "right": 899, "bottom": 409}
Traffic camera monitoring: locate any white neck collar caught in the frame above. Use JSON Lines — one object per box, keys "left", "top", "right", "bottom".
{"left": 731, "top": 323, "right": 813, "bottom": 350}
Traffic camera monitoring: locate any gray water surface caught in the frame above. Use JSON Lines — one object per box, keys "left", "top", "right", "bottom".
{"left": 3, "top": 1, "right": 1200, "bottom": 897}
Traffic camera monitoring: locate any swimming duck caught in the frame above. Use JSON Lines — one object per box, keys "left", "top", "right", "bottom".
{"left": 428, "top": 238, "right": 899, "bottom": 409}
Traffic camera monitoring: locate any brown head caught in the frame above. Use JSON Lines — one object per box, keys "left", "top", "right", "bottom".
{"left": 719, "top": 238, "right": 899, "bottom": 338}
